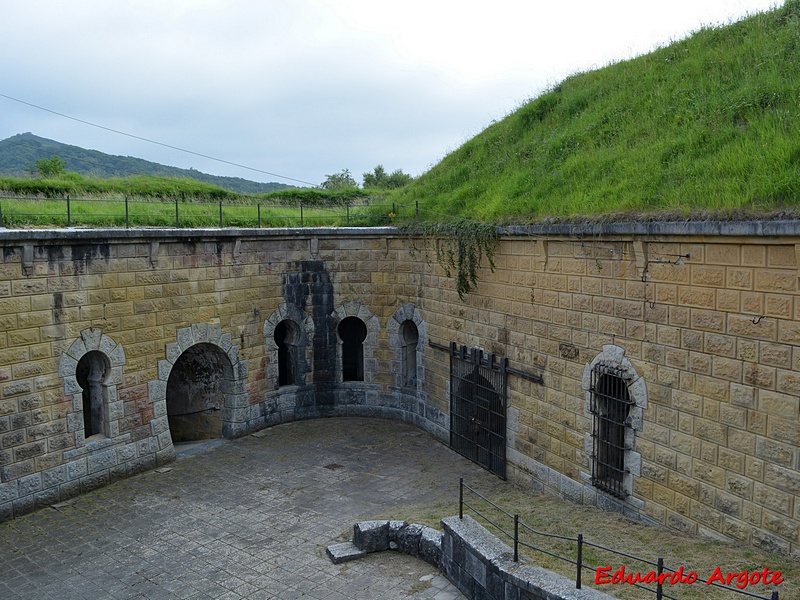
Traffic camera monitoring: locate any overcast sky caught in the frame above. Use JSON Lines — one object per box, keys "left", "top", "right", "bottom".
{"left": 0, "top": 0, "right": 780, "bottom": 187}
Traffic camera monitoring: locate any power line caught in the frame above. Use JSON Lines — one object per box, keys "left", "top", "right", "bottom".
{"left": 0, "top": 92, "right": 318, "bottom": 187}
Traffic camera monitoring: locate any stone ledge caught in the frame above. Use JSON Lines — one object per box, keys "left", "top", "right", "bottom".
{"left": 326, "top": 541, "right": 366, "bottom": 564}
{"left": 329, "top": 519, "right": 443, "bottom": 569}
{"left": 330, "top": 516, "right": 615, "bottom": 600}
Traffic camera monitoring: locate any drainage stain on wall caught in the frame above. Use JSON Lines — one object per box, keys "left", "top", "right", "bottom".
{"left": 282, "top": 260, "right": 335, "bottom": 408}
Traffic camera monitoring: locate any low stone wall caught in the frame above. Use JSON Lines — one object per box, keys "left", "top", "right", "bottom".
{"left": 329, "top": 517, "right": 613, "bottom": 600}
{"left": 441, "top": 516, "right": 613, "bottom": 600}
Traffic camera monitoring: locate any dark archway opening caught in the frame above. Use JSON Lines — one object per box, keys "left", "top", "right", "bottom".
{"left": 166, "top": 343, "right": 232, "bottom": 442}
{"left": 399, "top": 320, "right": 419, "bottom": 387}
{"left": 274, "top": 319, "right": 300, "bottom": 386}
{"left": 76, "top": 350, "right": 110, "bottom": 439}
{"left": 339, "top": 316, "right": 367, "bottom": 382}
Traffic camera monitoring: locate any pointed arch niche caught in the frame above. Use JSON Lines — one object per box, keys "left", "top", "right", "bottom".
{"left": 263, "top": 303, "right": 314, "bottom": 389}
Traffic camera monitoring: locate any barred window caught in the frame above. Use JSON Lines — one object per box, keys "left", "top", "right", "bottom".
{"left": 590, "top": 364, "right": 633, "bottom": 498}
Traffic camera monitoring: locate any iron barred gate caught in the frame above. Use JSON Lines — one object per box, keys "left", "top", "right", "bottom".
{"left": 449, "top": 343, "right": 508, "bottom": 479}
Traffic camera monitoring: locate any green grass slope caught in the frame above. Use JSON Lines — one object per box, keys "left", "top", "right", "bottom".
{"left": 394, "top": 1, "right": 800, "bottom": 223}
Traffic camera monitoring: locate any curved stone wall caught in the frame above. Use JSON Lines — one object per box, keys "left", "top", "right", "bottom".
{"left": 0, "top": 224, "right": 797, "bottom": 555}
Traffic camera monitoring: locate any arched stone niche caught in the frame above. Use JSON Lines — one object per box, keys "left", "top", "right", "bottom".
{"left": 330, "top": 301, "right": 379, "bottom": 384}
{"left": 59, "top": 328, "right": 126, "bottom": 447}
{"left": 581, "top": 344, "right": 647, "bottom": 511}
{"left": 149, "top": 323, "right": 249, "bottom": 441}
{"left": 387, "top": 302, "right": 426, "bottom": 392}
{"left": 263, "top": 303, "right": 314, "bottom": 389}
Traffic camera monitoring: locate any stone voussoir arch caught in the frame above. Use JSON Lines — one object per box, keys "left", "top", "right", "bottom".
{"left": 331, "top": 301, "right": 379, "bottom": 384}
{"left": 263, "top": 302, "right": 315, "bottom": 387}
{"left": 387, "top": 302, "right": 426, "bottom": 390}
{"left": 580, "top": 343, "right": 647, "bottom": 509}
{"left": 148, "top": 323, "right": 249, "bottom": 443}
{"left": 59, "top": 327, "right": 126, "bottom": 446}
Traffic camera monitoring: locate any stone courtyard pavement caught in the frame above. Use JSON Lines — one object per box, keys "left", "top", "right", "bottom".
{"left": 0, "top": 418, "right": 504, "bottom": 599}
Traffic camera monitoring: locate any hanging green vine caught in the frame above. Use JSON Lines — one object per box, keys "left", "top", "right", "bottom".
{"left": 406, "top": 220, "right": 498, "bottom": 300}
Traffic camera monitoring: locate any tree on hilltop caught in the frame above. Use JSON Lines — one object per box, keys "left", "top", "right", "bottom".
{"left": 362, "top": 165, "right": 413, "bottom": 189}
{"left": 321, "top": 169, "right": 358, "bottom": 190}
{"left": 30, "top": 155, "right": 67, "bottom": 178}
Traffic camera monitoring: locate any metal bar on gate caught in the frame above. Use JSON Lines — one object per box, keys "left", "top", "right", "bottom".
{"left": 66, "top": 195, "right": 71, "bottom": 226}
{"left": 576, "top": 533, "right": 583, "bottom": 589}
{"left": 513, "top": 514, "right": 519, "bottom": 562}
{"left": 300, "top": 202, "right": 304, "bottom": 227}
{"left": 219, "top": 200, "right": 223, "bottom": 227}
{"left": 175, "top": 198, "right": 179, "bottom": 227}
{"left": 346, "top": 204, "right": 350, "bottom": 226}
{"left": 257, "top": 203, "right": 261, "bottom": 228}
{"left": 125, "top": 195, "right": 129, "bottom": 229}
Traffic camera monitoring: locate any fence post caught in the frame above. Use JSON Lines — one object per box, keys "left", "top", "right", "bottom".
{"left": 771, "top": 589, "right": 779, "bottom": 600}
{"left": 459, "top": 478, "right": 463, "bottom": 519}
{"left": 175, "top": 198, "right": 179, "bottom": 228}
{"left": 125, "top": 195, "right": 129, "bottom": 229}
{"left": 300, "top": 202, "right": 304, "bottom": 227}
{"left": 576, "top": 533, "right": 583, "bottom": 589}
{"left": 656, "top": 557, "right": 663, "bottom": 600}
{"left": 392, "top": 202, "right": 396, "bottom": 215}
{"left": 219, "top": 200, "right": 223, "bottom": 228}
{"left": 416, "top": 200, "right": 419, "bottom": 217}
{"left": 513, "top": 515, "right": 519, "bottom": 562}
{"left": 0, "top": 203, "right": 3, "bottom": 228}
{"left": 346, "top": 204, "right": 350, "bottom": 226}
{"left": 66, "top": 195, "right": 71, "bottom": 227}
{"left": 257, "top": 203, "right": 261, "bottom": 228}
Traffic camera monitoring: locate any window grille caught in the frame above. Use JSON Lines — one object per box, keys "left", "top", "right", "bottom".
{"left": 590, "top": 363, "right": 633, "bottom": 498}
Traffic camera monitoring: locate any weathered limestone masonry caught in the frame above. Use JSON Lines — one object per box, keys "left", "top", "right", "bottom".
{"left": 0, "top": 227, "right": 440, "bottom": 522}
{"left": 0, "top": 222, "right": 798, "bottom": 558}
{"left": 421, "top": 220, "right": 800, "bottom": 556}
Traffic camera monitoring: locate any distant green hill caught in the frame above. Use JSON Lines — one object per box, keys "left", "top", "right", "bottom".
{"left": 395, "top": 1, "right": 800, "bottom": 223}
{"left": 0, "top": 133, "right": 294, "bottom": 195}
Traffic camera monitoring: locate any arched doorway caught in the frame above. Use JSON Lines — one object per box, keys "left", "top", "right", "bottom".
{"left": 166, "top": 343, "right": 233, "bottom": 442}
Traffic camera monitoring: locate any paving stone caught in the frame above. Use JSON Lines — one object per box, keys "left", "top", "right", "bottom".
{"left": 0, "top": 417, "right": 505, "bottom": 599}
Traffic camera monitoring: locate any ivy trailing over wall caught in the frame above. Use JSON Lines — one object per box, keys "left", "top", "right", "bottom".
{"left": 406, "top": 221, "right": 499, "bottom": 300}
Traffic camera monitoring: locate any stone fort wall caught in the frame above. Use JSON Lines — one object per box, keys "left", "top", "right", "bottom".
{"left": 0, "top": 223, "right": 797, "bottom": 555}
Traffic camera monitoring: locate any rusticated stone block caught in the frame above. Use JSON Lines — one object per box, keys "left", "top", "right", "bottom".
{"left": 353, "top": 520, "right": 389, "bottom": 553}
